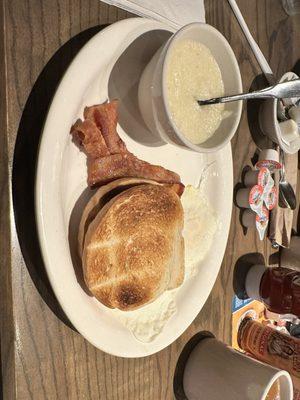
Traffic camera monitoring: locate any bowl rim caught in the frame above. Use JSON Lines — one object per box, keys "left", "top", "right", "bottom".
{"left": 161, "top": 22, "right": 243, "bottom": 153}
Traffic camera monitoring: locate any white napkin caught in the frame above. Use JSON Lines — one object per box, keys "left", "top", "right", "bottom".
{"left": 101, "top": 0, "right": 205, "bottom": 28}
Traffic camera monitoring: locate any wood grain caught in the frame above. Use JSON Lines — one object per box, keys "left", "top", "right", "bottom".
{"left": 0, "top": 0, "right": 300, "bottom": 398}
{"left": 0, "top": 1, "right": 15, "bottom": 399}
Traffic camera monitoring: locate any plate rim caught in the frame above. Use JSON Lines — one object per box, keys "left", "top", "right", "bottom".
{"left": 35, "top": 17, "right": 234, "bottom": 357}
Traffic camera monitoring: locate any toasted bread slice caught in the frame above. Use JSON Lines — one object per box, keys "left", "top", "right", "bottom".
{"left": 78, "top": 178, "right": 184, "bottom": 257}
{"left": 82, "top": 184, "right": 184, "bottom": 311}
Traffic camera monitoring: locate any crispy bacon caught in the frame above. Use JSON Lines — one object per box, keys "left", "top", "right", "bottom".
{"left": 70, "top": 119, "right": 110, "bottom": 158}
{"left": 70, "top": 100, "right": 182, "bottom": 190}
{"left": 164, "top": 183, "right": 185, "bottom": 197}
{"left": 87, "top": 153, "right": 181, "bottom": 187}
{"left": 84, "top": 100, "right": 127, "bottom": 154}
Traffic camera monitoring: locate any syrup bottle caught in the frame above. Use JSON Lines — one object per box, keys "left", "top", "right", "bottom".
{"left": 245, "top": 265, "right": 300, "bottom": 317}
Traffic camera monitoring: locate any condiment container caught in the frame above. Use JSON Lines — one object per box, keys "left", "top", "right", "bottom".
{"left": 236, "top": 185, "right": 263, "bottom": 209}
{"left": 256, "top": 149, "right": 281, "bottom": 172}
{"left": 238, "top": 318, "right": 300, "bottom": 400}
{"left": 265, "top": 186, "right": 278, "bottom": 211}
{"left": 256, "top": 207, "right": 269, "bottom": 240}
{"left": 244, "top": 265, "right": 300, "bottom": 318}
{"left": 244, "top": 167, "right": 273, "bottom": 190}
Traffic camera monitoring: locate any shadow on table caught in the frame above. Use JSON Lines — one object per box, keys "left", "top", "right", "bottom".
{"left": 247, "top": 74, "right": 274, "bottom": 151}
{"left": 233, "top": 252, "right": 265, "bottom": 299}
{"left": 108, "top": 29, "right": 171, "bottom": 147}
{"left": 0, "top": 345, "right": 2, "bottom": 400}
{"left": 68, "top": 187, "right": 95, "bottom": 297}
{"left": 12, "top": 25, "right": 108, "bottom": 330}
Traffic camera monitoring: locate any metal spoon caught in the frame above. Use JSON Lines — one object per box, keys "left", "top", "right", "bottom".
{"left": 278, "top": 149, "right": 297, "bottom": 210}
{"left": 198, "top": 79, "right": 300, "bottom": 106}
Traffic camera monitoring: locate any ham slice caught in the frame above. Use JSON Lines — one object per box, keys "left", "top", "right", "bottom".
{"left": 71, "top": 119, "right": 110, "bottom": 158}
{"left": 87, "top": 153, "right": 181, "bottom": 187}
{"left": 84, "top": 100, "right": 127, "bottom": 154}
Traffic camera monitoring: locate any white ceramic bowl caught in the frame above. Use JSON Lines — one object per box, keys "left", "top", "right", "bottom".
{"left": 259, "top": 72, "right": 300, "bottom": 154}
{"left": 138, "top": 22, "right": 243, "bottom": 153}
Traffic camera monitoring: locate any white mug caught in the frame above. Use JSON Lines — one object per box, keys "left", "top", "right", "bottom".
{"left": 176, "top": 333, "right": 293, "bottom": 400}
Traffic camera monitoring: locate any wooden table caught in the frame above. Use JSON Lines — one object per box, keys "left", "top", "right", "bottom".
{"left": 1, "top": 0, "right": 300, "bottom": 398}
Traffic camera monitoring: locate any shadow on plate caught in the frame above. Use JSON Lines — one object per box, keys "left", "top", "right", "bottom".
{"left": 12, "top": 25, "right": 108, "bottom": 330}
{"left": 108, "top": 29, "right": 172, "bottom": 147}
{"left": 68, "top": 187, "right": 95, "bottom": 296}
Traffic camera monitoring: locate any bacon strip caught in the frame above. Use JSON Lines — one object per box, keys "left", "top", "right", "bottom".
{"left": 70, "top": 100, "right": 182, "bottom": 189}
{"left": 70, "top": 119, "right": 110, "bottom": 158}
{"left": 87, "top": 153, "right": 181, "bottom": 187}
{"left": 164, "top": 183, "right": 185, "bottom": 197}
{"left": 84, "top": 100, "right": 127, "bottom": 154}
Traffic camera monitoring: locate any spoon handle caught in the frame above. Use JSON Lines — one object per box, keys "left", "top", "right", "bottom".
{"left": 275, "top": 79, "right": 300, "bottom": 98}
{"left": 198, "top": 79, "right": 300, "bottom": 106}
{"left": 198, "top": 89, "right": 275, "bottom": 105}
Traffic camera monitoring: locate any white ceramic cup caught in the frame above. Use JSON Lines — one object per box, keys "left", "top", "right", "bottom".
{"left": 138, "top": 22, "right": 243, "bottom": 153}
{"left": 259, "top": 72, "right": 300, "bottom": 154}
{"left": 183, "top": 336, "right": 293, "bottom": 400}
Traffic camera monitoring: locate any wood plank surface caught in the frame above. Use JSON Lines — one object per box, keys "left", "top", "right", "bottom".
{"left": 0, "top": 0, "right": 299, "bottom": 398}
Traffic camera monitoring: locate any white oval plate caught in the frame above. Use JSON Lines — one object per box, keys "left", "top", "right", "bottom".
{"left": 36, "top": 18, "right": 233, "bottom": 358}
